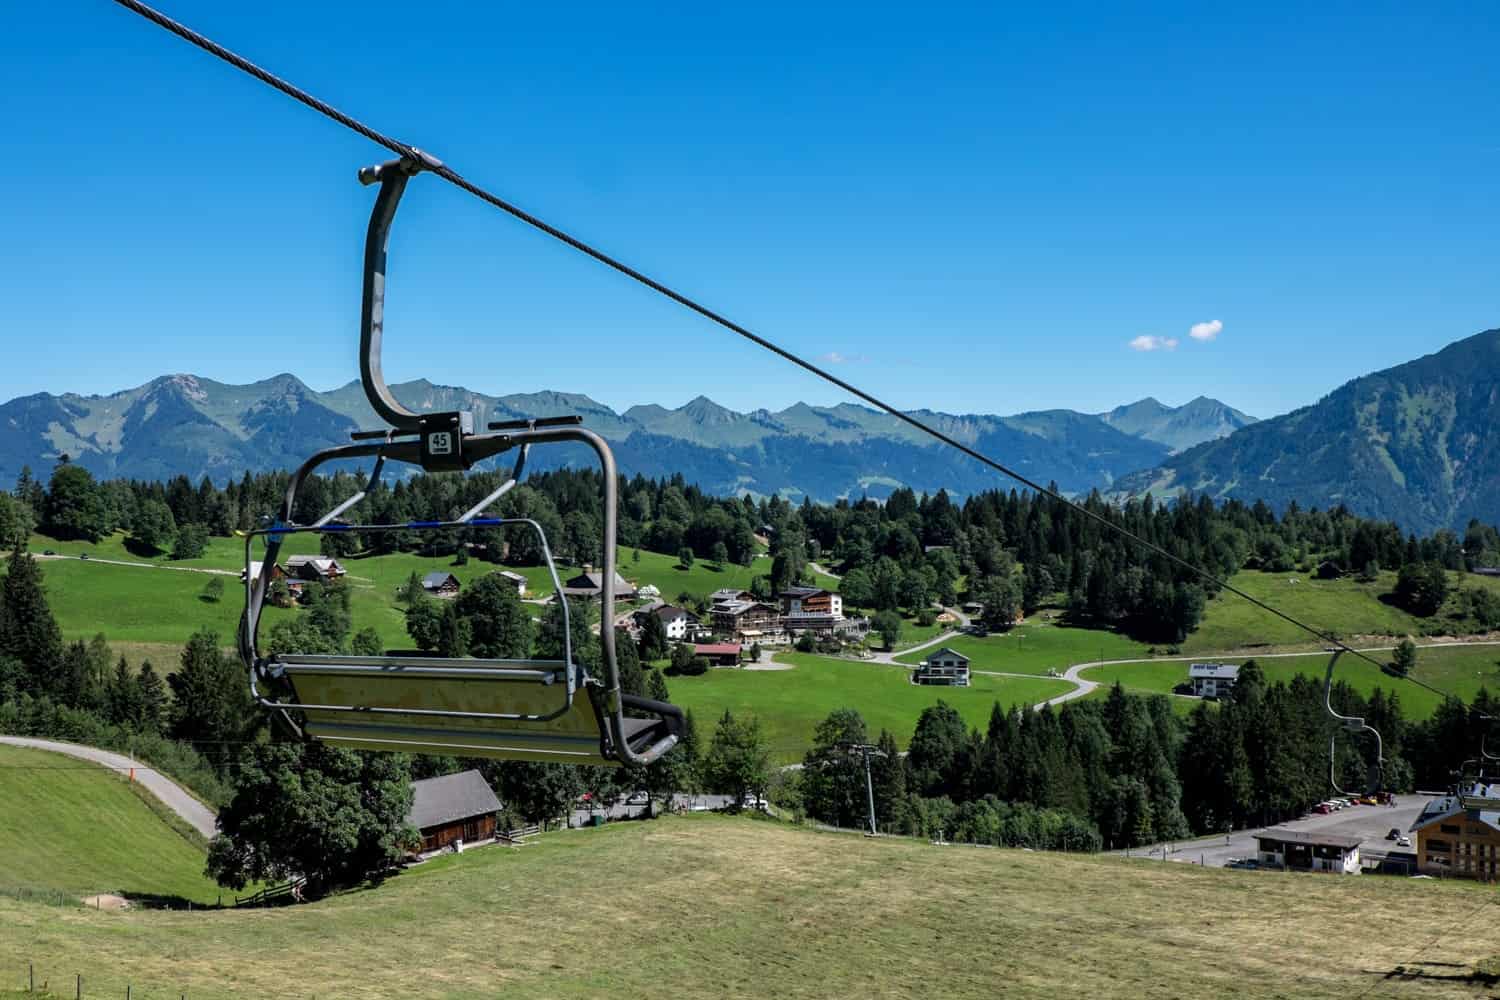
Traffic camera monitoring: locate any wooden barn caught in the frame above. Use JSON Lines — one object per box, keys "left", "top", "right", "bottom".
{"left": 406, "top": 770, "right": 502, "bottom": 853}
{"left": 421, "top": 571, "right": 462, "bottom": 598}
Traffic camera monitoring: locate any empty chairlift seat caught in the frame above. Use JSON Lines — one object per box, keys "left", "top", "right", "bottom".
{"left": 239, "top": 152, "right": 683, "bottom": 768}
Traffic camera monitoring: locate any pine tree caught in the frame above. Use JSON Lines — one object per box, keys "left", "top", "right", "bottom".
{"left": 168, "top": 629, "right": 254, "bottom": 767}
{"left": 645, "top": 667, "right": 671, "bottom": 703}
{"left": 136, "top": 660, "right": 168, "bottom": 734}
{"left": 108, "top": 656, "right": 144, "bottom": 727}
{"left": 871, "top": 729, "right": 907, "bottom": 830}
{"left": 0, "top": 547, "right": 63, "bottom": 693}
{"left": 638, "top": 611, "right": 670, "bottom": 661}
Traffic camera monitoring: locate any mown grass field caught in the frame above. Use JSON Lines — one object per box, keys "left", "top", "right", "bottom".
{"left": 1079, "top": 643, "right": 1500, "bottom": 719}
{"left": 0, "top": 746, "right": 224, "bottom": 905}
{"left": 893, "top": 623, "right": 1151, "bottom": 675}
{"left": 2, "top": 814, "right": 1497, "bottom": 999}
{"left": 27, "top": 532, "right": 837, "bottom": 653}
{"left": 1187, "top": 568, "right": 1500, "bottom": 653}
{"left": 668, "top": 653, "right": 1071, "bottom": 759}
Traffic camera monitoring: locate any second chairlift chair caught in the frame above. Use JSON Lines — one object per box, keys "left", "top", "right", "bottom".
{"left": 238, "top": 153, "right": 684, "bottom": 767}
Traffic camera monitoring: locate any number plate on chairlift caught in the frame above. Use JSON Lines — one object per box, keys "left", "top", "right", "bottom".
{"left": 419, "top": 411, "right": 474, "bottom": 471}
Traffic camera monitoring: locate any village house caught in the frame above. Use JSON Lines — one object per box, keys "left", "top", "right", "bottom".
{"left": 284, "top": 555, "right": 347, "bottom": 582}
{"left": 633, "top": 604, "right": 697, "bottom": 641}
{"left": 710, "top": 599, "right": 782, "bottom": 642}
{"left": 498, "top": 570, "right": 528, "bottom": 596}
{"left": 779, "top": 586, "right": 852, "bottom": 634}
{"left": 1254, "top": 828, "right": 1362, "bottom": 874}
{"left": 1188, "top": 663, "right": 1240, "bottom": 699}
{"left": 242, "top": 561, "right": 303, "bottom": 601}
{"left": 241, "top": 560, "right": 286, "bottom": 586}
{"left": 709, "top": 588, "right": 756, "bottom": 608}
{"left": 1410, "top": 782, "right": 1500, "bottom": 880}
{"left": 779, "top": 586, "right": 843, "bottom": 618}
{"left": 561, "top": 570, "right": 638, "bottom": 600}
{"left": 421, "top": 572, "right": 461, "bottom": 598}
{"left": 912, "top": 647, "right": 971, "bottom": 687}
{"left": 406, "top": 770, "right": 502, "bottom": 854}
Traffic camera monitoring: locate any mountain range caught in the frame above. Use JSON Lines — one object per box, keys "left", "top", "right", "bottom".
{"left": 5, "top": 326, "right": 1495, "bottom": 533}
{"left": 1114, "top": 328, "right": 1500, "bottom": 534}
{"left": 0, "top": 376, "right": 1246, "bottom": 504}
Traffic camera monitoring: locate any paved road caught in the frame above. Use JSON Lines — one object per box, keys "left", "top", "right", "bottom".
{"left": 1126, "top": 795, "right": 1423, "bottom": 870}
{"left": 0, "top": 735, "right": 218, "bottom": 839}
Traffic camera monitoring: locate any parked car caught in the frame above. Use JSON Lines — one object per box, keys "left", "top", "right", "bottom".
{"left": 625, "top": 790, "right": 650, "bottom": 806}
{"left": 1396, "top": 836, "right": 1412, "bottom": 847}
{"left": 1386, "top": 828, "right": 1401, "bottom": 840}
{"left": 78, "top": 552, "right": 89, "bottom": 560}
{"left": 42, "top": 549, "right": 55, "bottom": 555}
{"left": 1313, "top": 803, "right": 1332, "bottom": 814}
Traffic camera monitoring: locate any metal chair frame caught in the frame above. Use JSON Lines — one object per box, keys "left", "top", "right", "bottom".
{"left": 236, "top": 153, "right": 681, "bottom": 766}
{"left": 1322, "top": 649, "right": 1385, "bottom": 796}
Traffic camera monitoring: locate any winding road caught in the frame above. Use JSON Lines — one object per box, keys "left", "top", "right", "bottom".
{"left": 845, "top": 629, "right": 1500, "bottom": 713}
{"left": 0, "top": 735, "right": 217, "bottom": 839}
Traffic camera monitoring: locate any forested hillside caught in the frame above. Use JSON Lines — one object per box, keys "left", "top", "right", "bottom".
{"left": 1116, "top": 328, "right": 1500, "bottom": 533}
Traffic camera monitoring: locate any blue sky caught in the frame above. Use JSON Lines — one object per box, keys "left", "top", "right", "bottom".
{"left": 3, "top": 1, "right": 1496, "bottom": 419}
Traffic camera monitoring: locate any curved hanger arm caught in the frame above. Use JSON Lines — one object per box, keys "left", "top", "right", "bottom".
{"left": 357, "top": 153, "right": 443, "bottom": 432}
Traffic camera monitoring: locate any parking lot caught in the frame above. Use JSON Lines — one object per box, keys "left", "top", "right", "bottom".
{"left": 1130, "top": 794, "right": 1426, "bottom": 870}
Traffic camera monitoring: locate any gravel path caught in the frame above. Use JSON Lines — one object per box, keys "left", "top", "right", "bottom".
{"left": 34, "top": 553, "right": 239, "bottom": 576}
{"left": 0, "top": 735, "right": 217, "bottom": 838}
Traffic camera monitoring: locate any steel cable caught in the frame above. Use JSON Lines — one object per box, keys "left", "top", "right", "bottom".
{"left": 108, "top": 0, "right": 1470, "bottom": 697}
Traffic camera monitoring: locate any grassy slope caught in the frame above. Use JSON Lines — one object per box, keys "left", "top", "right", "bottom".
{"left": 1187, "top": 568, "right": 1500, "bottom": 653}
{"left": 2, "top": 815, "right": 1496, "bottom": 1000}
{"left": 669, "top": 653, "right": 1071, "bottom": 759}
{"left": 1079, "top": 644, "right": 1500, "bottom": 719}
{"left": 893, "top": 623, "right": 1151, "bottom": 675}
{"left": 31, "top": 533, "right": 837, "bottom": 652}
{"left": 0, "top": 746, "right": 224, "bottom": 905}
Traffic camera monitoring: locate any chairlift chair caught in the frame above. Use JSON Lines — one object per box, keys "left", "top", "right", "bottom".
{"left": 1454, "top": 715, "right": 1500, "bottom": 798}
{"left": 238, "top": 154, "right": 683, "bottom": 766}
{"left": 1322, "top": 649, "right": 1385, "bottom": 797}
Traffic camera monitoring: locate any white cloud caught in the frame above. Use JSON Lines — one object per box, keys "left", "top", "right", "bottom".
{"left": 1188, "top": 319, "right": 1223, "bottom": 342}
{"left": 1128, "top": 335, "right": 1178, "bottom": 353}
{"left": 818, "top": 351, "right": 869, "bottom": 364}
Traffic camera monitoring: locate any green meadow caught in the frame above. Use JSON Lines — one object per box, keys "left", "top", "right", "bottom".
{"left": 667, "top": 652, "right": 1071, "bottom": 760}
{"left": 0, "top": 746, "right": 225, "bottom": 905}
{"left": 1, "top": 813, "right": 1495, "bottom": 1000}
{"left": 894, "top": 623, "right": 1152, "bottom": 675}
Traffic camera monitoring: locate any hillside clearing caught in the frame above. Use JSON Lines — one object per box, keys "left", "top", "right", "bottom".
{"left": 2, "top": 814, "right": 1496, "bottom": 999}
{"left": 1186, "top": 568, "right": 1500, "bottom": 653}
{"left": 1079, "top": 643, "right": 1500, "bottom": 718}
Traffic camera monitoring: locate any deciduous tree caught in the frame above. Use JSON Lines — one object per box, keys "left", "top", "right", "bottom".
{"left": 207, "top": 743, "right": 416, "bottom": 895}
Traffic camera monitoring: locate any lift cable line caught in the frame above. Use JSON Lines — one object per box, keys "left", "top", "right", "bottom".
{"left": 108, "top": 0, "right": 1460, "bottom": 696}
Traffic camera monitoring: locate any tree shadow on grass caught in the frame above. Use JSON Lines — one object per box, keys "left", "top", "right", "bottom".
{"left": 121, "top": 538, "right": 165, "bottom": 559}
{"left": 1367, "top": 961, "right": 1499, "bottom": 988}
{"left": 119, "top": 891, "right": 222, "bottom": 911}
